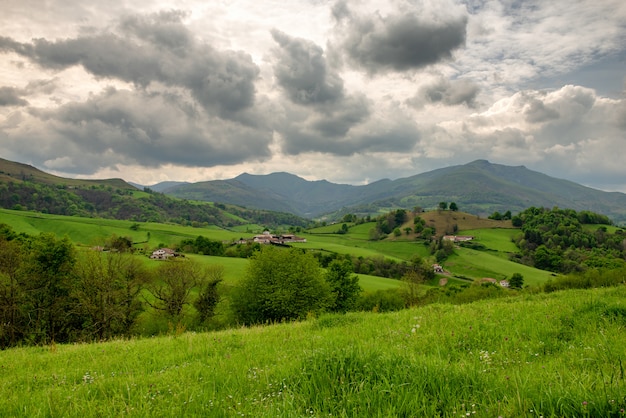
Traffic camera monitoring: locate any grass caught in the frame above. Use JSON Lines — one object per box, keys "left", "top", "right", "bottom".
{"left": 2, "top": 286, "right": 625, "bottom": 417}
{"left": 459, "top": 228, "right": 520, "bottom": 254}
{"left": 0, "top": 208, "right": 244, "bottom": 248}
{"left": 445, "top": 248, "right": 555, "bottom": 285}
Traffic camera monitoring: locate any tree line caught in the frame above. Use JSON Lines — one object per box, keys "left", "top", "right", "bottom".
{"left": 0, "top": 224, "right": 222, "bottom": 348}
{"left": 510, "top": 207, "right": 625, "bottom": 273}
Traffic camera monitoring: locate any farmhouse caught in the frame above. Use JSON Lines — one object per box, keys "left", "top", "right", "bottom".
{"left": 433, "top": 264, "right": 444, "bottom": 273}
{"left": 443, "top": 235, "right": 474, "bottom": 242}
{"left": 252, "top": 231, "right": 307, "bottom": 244}
{"left": 150, "top": 248, "right": 179, "bottom": 260}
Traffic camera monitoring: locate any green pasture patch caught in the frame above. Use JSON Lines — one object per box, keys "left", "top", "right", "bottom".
{"left": 445, "top": 247, "right": 555, "bottom": 285}
{"left": 582, "top": 223, "right": 624, "bottom": 233}
{"left": 0, "top": 209, "right": 244, "bottom": 248}
{"left": 345, "top": 222, "right": 377, "bottom": 239}
{"left": 306, "top": 223, "right": 346, "bottom": 234}
{"left": 182, "top": 254, "right": 249, "bottom": 285}
{"left": 355, "top": 273, "right": 402, "bottom": 291}
{"left": 459, "top": 228, "right": 520, "bottom": 253}
{"left": 228, "top": 224, "right": 266, "bottom": 233}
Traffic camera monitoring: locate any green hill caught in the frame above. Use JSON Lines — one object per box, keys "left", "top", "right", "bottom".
{"left": 0, "top": 157, "right": 311, "bottom": 229}
{"left": 2, "top": 286, "right": 625, "bottom": 416}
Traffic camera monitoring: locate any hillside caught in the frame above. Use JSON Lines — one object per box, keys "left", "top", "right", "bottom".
{"left": 163, "top": 160, "right": 626, "bottom": 224}
{"left": 2, "top": 287, "right": 625, "bottom": 416}
{"left": 0, "top": 157, "right": 133, "bottom": 190}
{"left": 0, "top": 157, "right": 311, "bottom": 228}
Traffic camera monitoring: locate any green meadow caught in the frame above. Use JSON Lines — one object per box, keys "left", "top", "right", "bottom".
{"left": 0, "top": 208, "right": 553, "bottom": 287}
{"left": 1, "top": 287, "right": 625, "bottom": 417}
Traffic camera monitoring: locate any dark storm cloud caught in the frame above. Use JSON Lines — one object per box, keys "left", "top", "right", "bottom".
{"left": 270, "top": 30, "right": 393, "bottom": 155}
{"left": 413, "top": 78, "right": 480, "bottom": 107}
{"left": 0, "top": 12, "right": 260, "bottom": 118}
{"left": 278, "top": 95, "right": 417, "bottom": 156}
{"left": 281, "top": 117, "right": 419, "bottom": 156}
{"left": 309, "top": 95, "right": 370, "bottom": 137}
{"left": 6, "top": 87, "right": 273, "bottom": 175}
{"left": 0, "top": 86, "right": 28, "bottom": 106}
{"left": 331, "top": 4, "right": 467, "bottom": 74}
{"left": 271, "top": 29, "right": 344, "bottom": 105}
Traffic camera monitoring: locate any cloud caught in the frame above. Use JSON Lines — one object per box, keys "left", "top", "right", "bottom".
{"left": 0, "top": 86, "right": 28, "bottom": 106}
{"left": 428, "top": 85, "right": 626, "bottom": 188}
{"left": 1, "top": 87, "right": 273, "bottom": 175}
{"left": 278, "top": 96, "right": 418, "bottom": 156}
{"left": 330, "top": 0, "right": 467, "bottom": 74}
{"left": 0, "top": 11, "right": 260, "bottom": 118}
{"left": 411, "top": 77, "right": 480, "bottom": 107}
{"left": 271, "top": 29, "right": 344, "bottom": 105}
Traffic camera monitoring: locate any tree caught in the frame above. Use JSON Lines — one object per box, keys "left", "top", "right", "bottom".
{"left": 401, "top": 255, "right": 435, "bottom": 306}
{"left": 107, "top": 234, "right": 133, "bottom": 252}
{"left": 325, "top": 259, "right": 361, "bottom": 313}
{"left": 21, "top": 233, "right": 77, "bottom": 344}
{"left": 449, "top": 202, "right": 458, "bottom": 211}
{"left": 73, "top": 251, "right": 149, "bottom": 340}
{"left": 438, "top": 202, "right": 448, "bottom": 211}
{"left": 194, "top": 265, "right": 223, "bottom": 325}
{"left": 146, "top": 260, "right": 208, "bottom": 320}
{"left": 231, "top": 246, "right": 332, "bottom": 324}
{"left": 0, "top": 235, "right": 26, "bottom": 347}
{"left": 509, "top": 273, "right": 524, "bottom": 289}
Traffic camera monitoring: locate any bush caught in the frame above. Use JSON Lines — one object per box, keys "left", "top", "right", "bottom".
{"left": 356, "top": 289, "right": 405, "bottom": 312}
{"left": 230, "top": 246, "right": 332, "bottom": 324}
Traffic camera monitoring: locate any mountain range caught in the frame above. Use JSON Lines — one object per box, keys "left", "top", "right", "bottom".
{"left": 154, "top": 160, "right": 626, "bottom": 223}
{"left": 2, "top": 157, "right": 626, "bottom": 224}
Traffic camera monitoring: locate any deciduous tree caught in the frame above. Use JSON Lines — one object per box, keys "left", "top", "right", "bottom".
{"left": 147, "top": 260, "right": 208, "bottom": 320}
{"left": 231, "top": 247, "right": 332, "bottom": 324}
{"left": 325, "top": 259, "right": 361, "bottom": 313}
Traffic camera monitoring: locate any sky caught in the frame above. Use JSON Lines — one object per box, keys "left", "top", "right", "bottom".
{"left": 1, "top": 0, "right": 625, "bottom": 191}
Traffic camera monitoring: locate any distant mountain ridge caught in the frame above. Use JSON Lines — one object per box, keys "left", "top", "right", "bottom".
{"left": 164, "top": 160, "right": 626, "bottom": 224}
{"left": 2, "top": 157, "right": 625, "bottom": 224}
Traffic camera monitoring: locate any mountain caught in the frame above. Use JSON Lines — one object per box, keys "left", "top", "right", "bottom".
{"left": 128, "top": 181, "right": 190, "bottom": 193}
{"left": 164, "top": 160, "right": 626, "bottom": 224}
{"left": 3, "top": 156, "right": 625, "bottom": 224}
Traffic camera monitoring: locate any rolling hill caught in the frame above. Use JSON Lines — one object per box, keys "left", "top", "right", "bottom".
{"left": 0, "top": 157, "right": 311, "bottom": 228}
{"left": 163, "top": 160, "right": 626, "bottom": 224}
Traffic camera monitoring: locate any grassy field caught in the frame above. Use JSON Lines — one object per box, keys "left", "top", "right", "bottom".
{"left": 0, "top": 208, "right": 243, "bottom": 248}
{"left": 458, "top": 228, "right": 520, "bottom": 253}
{"left": 1, "top": 208, "right": 554, "bottom": 289}
{"left": 1, "top": 286, "right": 625, "bottom": 417}
{"left": 444, "top": 249, "right": 555, "bottom": 285}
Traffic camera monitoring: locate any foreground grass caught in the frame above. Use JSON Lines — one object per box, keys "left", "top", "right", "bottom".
{"left": 2, "top": 287, "right": 625, "bottom": 417}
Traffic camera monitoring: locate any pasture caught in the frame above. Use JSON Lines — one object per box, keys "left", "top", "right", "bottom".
{"left": 1, "top": 286, "right": 624, "bottom": 417}
{"left": 0, "top": 208, "right": 555, "bottom": 288}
